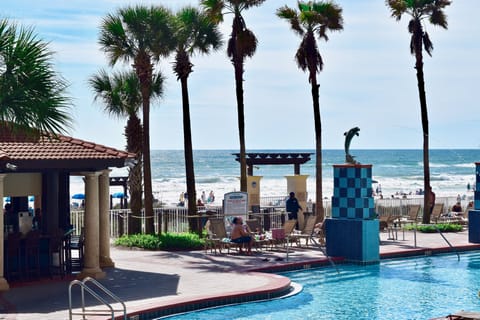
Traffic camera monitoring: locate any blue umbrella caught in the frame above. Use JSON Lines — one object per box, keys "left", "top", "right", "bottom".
{"left": 72, "top": 193, "right": 85, "bottom": 200}
{"left": 112, "top": 192, "right": 125, "bottom": 199}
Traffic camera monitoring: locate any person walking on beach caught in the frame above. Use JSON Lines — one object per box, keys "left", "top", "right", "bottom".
{"left": 286, "top": 192, "right": 302, "bottom": 228}
{"left": 208, "top": 190, "right": 215, "bottom": 203}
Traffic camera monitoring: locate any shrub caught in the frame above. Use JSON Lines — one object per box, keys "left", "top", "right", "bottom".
{"left": 403, "top": 223, "right": 463, "bottom": 233}
{"left": 114, "top": 232, "right": 205, "bottom": 251}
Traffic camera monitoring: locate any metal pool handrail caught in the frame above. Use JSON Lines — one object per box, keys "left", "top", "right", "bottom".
{"left": 69, "top": 276, "right": 127, "bottom": 320}
{"left": 308, "top": 232, "right": 340, "bottom": 274}
{"left": 433, "top": 225, "right": 460, "bottom": 262}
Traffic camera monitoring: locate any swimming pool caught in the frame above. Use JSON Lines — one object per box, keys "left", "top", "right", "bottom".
{"left": 162, "top": 251, "right": 480, "bottom": 320}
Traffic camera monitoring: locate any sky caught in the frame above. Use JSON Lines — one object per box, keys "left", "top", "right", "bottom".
{"left": 1, "top": 1, "right": 478, "bottom": 151}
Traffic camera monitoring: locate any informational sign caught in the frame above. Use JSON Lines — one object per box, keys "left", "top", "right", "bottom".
{"left": 223, "top": 192, "right": 248, "bottom": 216}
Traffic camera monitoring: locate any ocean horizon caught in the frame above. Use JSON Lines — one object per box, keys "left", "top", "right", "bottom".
{"left": 69, "top": 149, "right": 480, "bottom": 206}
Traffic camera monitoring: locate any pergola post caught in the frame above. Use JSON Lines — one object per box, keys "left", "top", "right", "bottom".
{"left": 0, "top": 174, "right": 10, "bottom": 291}
{"left": 99, "top": 170, "right": 114, "bottom": 268}
{"left": 78, "top": 171, "right": 105, "bottom": 280}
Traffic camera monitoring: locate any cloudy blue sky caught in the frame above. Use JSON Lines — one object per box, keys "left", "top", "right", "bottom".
{"left": 1, "top": 1, "right": 478, "bottom": 150}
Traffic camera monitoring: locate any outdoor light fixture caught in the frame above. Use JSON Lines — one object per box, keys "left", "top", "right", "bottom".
{"left": 124, "top": 158, "right": 138, "bottom": 169}
{"left": 5, "top": 163, "right": 17, "bottom": 171}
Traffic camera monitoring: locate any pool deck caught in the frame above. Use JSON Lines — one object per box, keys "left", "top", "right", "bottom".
{"left": 1, "top": 229, "right": 479, "bottom": 319}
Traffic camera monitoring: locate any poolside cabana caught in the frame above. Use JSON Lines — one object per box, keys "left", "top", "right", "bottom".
{"left": 0, "top": 126, "right": 135, "bottom": 290}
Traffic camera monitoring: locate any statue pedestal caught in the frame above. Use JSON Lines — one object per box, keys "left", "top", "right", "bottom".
{"left": 326, "top": 164, "right": 379, "bottom": 263}
{"left": 325, "top": 219, "right": 379, "bottom": 263}
{"left": 468, "top": 210, "right": 480, "bottom": 243}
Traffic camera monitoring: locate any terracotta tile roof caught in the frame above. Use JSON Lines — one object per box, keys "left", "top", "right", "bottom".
{"left": 0, "top": 125, "right": 133, "bottom": 161}
{"left": 0, "top": 136, "right": 131, "bottom": 161}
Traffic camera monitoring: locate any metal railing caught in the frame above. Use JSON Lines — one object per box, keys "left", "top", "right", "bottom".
{"left": 69, "top": 276, "right": 126, "bottom": 320}
{"left": 69, "top": 196, "right": 463, "bottom": 238}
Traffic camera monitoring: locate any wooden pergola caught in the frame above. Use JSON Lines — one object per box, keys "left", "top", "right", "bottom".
{"left": 232, "top": 153, "right": 312, "bottom": 175}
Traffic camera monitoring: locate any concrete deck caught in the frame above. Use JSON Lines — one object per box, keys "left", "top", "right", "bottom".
{"left": 1, "top": 229, "right": 479, "bottom": 320}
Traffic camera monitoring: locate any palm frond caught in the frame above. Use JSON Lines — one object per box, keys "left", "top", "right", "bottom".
{"left": 201, "top": 0, "right": 225, "bottom": 24}
{"left": 0, "top": 19, "right": 72, "bottom": 135}
{"left": 423, "top": 32, "right": 433, "bottom": 56}
{"left": 277, "top": 6, "right": 304, "bottom": 36}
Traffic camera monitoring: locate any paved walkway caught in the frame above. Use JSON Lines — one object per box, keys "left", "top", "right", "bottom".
{"left": 0, "top": 229, "right": 479, "bottom": 320}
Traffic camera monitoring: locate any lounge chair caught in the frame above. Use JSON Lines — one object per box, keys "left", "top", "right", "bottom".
{"left": 439, "top": 205, "right": 469, "bottom": 225}
{"left": 430, "top": 203, "right": 444, "bottom": 223}
{"left": 399, "top": 205, "right": 421, "bottom": 225}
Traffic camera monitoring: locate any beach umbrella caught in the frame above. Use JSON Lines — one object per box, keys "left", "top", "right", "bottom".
{"left": 112, "top": 192, "right": 125, "bottom": 199}
{"left": 72, "top": 193, "right": 85, "bottom": 200}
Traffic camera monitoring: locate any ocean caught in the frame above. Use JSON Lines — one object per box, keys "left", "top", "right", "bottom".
{"left": 70, "top": 149, "right": 480, "bottom": 206}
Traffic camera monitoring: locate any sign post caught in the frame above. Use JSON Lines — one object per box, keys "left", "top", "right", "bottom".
{"left": 223, "top": 192, "right": 248, "bottom": 230}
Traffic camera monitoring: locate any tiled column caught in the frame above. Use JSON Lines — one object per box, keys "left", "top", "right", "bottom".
{"left": 78, "top": 172, "right": 106, "bottom": 279}
{"left": 99, "top": 170, "right": 114, "bottom": 268}
{"left": 326, "top": 164, "right": 379, "bottom": 263}
{"left": 0, "top": 174, "right": 9, "bottom": 291}
{"left": 468, "top": 163, "right": 480, "bottom": 243}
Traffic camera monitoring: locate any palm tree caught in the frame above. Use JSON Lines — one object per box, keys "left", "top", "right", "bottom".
{"left": 277, "top": 1, "right": 343, "bottom": 222}
{"left": 98, "top": 5, "right": 175, "bottom": 234}
{"left": 172, "top": 6, "right": 222, "bottom": 234}
{"left": 0, "top": 19, "right": 72, "bottom": 135}
{"left": 201, "top": 0, "right": 265, "bottom": 192}
{"left": 89, "top": 69, "right": 165, "bottom": 235}
{"left": 386, "top": 0, "right": 451, "bottom": 224}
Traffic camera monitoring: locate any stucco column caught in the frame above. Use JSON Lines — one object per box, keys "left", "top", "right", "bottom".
{"left": 99, "top": 170, "right": 114, "bottom": 268}
{"left": 0, "top": 174, "right": 9, "bottom": 291}
{"left": 78, "top": 172, "right": 106, "bottom": 280}
{"left": 285, "top": 175, "right": 309, "bottom": 229}
{"left": 247, "top": 176, "right": 262, "bottom": 210}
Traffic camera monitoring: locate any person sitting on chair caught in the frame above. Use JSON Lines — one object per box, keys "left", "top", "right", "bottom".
{"left": 451, "top": 202, "right": 463, "bottom": 215}
{"left": 230, "top": 216, "right": 253, "bottom": 255}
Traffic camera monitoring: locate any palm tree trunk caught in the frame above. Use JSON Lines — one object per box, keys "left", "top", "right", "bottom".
{"left": 142, "top": 96, "right": 155, "bottom": 234}
{"left": 128, "top": 160, "right": 143, "bottom": 234}
{"left": 135, "top": 57, "right": 156, "bottom": 234}
{"left": 234, "top": 58, "right": 247, "bottom": 192}
{"left": 415, "top": 51, "right": 431, "bottom": 224}
{"left": 311, "top": 77, "right": 324, "bottom": 221}
{"left": 180, "top": 76, "right": 199, "bottom": 234}
{"left": 126, "top": 114, "right": 143, "bottom": 235}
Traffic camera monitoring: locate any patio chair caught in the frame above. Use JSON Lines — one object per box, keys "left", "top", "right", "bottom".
{"left": 24, "top": 230, "right": 41, "bottom": 279}
{"left": 49, "top": 228, "right": 67, "bottom": 279}
{"left": 295, "top": 215, "right": 317, "bottom": 247}
{"left": 5, "top": 232, "right": 23, "bottom": 281}
{"left": 205, "top": 218, "right": 230, "bottom": 254}
{"left": 378, "top": 214, "right": 394, "bottom": 232}
{"left": 245, "top": 218, "right": 262, "bottom": 234}
{"left": 245, "top": 218, "right": 270, "bottom": 251}
{"left": 398, "top": 205, "right": 421, "bottom": 227}
{"left": 68, "top": 228, "right": 85, "bottom": 272}
{"left": 271, "top": 219, "right": 299, "bottom": 248}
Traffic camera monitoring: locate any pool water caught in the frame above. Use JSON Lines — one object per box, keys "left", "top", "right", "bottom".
{"left": 163, "top": 251, "right": 480, "bottom": 320}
